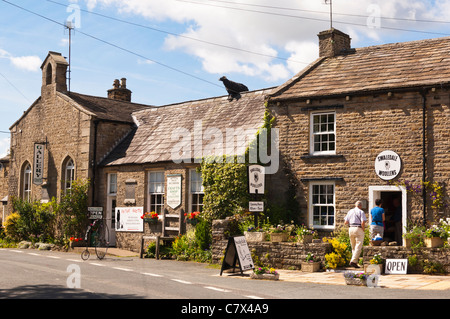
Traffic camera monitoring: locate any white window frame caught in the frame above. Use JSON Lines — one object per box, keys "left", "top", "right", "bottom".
{"left": 309, "top": 181, "right": 335, "bottom": 230}
{"left": 107, "top": 173, "right": 118, "bottom": 236}
{"left": 148, "top": 171, "right": 165, "bottom": 214}
{"left": 189, "top": 169, "right": 204, "bottom": 213}
{"left": 64, "top": 158, "right": 75, "bottom": 193}
{"left": 107, "top": 173, "right": 117, "bottom": 196}
{"left": 23, "top": 163, "right": 32, "bottom": 202}
{"left": 310, "top": 111, "right": 336, "bottom": 155}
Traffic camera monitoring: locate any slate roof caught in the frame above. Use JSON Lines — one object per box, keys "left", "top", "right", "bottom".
{"left": 270, "top": 35, "right": 450, "bottom": 100}
{"left": 101, "top": 88, "right": 273, "bottom": 166}
{"left": 64, "top": 92, "right": 153, "bottom": 123}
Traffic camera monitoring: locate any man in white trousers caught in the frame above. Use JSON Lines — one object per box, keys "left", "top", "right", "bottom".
{"left": 344, "top": 201, "right": 367, "bottom": 268}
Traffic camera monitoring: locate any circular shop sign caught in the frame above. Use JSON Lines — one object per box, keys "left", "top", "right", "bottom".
{"left": 374, "top": 150, "right": 401, "bottom": 180}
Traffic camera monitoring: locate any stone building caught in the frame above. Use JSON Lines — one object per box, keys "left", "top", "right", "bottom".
{"left": 97, "top": 88, "right": 271, "bottom": 250}
{"left": 0, "top": 155, "right": 9, "bottom": 224}
{"left": 5, "top": 50, "right": 270, "bottom": 250}
{"left": 5, "top": 28, "right": 449, "bottom": 252}
{"left": 267, "top": 28, "right": 450, "bottom": 243}
{"left": 7, "top": 51, "right": 150, "bottom": 216}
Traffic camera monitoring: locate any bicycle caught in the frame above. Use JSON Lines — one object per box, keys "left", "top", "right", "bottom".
{"left": 81, "top": 219, "right": 110, "bottom": 260}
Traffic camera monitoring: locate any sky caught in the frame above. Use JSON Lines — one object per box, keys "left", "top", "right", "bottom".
{"left": 1, "top": 0, "right": 450, "bottom": 158}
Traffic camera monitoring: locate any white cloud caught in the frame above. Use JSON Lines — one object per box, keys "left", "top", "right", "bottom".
{"left": 0, "top": 137, "right": 10, "bottom": 158}
{"left": 10, "top": 56, "right": 42, "bottom": 72}
{"left": 83, "top": 0, "right": 445, "bottom": 82}
{"left": 0, "top": 49, "right": 42, "bottom": 72}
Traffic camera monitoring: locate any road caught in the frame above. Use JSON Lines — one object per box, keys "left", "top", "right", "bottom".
{"left": 0, "top": 248, "right": 446, "bottom": 311}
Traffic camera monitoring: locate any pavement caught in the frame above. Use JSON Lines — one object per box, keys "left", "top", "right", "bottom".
{"left": 98, "top": 248, "right": 450, "bottom": 291}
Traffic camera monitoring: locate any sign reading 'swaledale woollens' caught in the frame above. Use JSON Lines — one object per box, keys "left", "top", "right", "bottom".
{"left": 374, "top": 150, "right": 401, "bottom": 181}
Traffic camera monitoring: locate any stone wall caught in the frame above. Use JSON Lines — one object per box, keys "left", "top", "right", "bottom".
{"left": 211, "top": 218, "right": 332, "bottom": 270}
{"left": 268, "top": 89, "right": 450, "bottom": 232}
{"left": 363, "top": 246, "right": 450, "bottom": 274}
{"left": 212, "top": 218, "right": 449, "bottom": 273}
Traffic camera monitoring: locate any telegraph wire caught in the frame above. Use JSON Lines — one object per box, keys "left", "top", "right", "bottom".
{"left": 175, "top": 0, "right": 450, "bottom": 37}
{"left": 1, "top": 0, "right": 223, "bottom": 89}
{"left": 205, "top": 0, "right": 450, "bottom": 25}
{"left": 0, "top": 71, "right": 32, "bottom": 103}
{"left": 46, "top": 0, "right": 310, "bottom": 65}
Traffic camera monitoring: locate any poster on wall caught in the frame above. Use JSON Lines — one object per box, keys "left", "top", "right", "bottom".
{"left": 115, "top": 207, "right": 143, "bottom": 232}
{"left": 167, "top": 174, "right": 182, "bottom": 209}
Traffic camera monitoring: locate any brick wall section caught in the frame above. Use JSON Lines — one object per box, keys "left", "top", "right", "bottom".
{"left": 267, "top": 89, "right": 450, "bottom": 230}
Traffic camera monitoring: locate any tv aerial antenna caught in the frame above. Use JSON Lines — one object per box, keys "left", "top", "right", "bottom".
{"left": 64, "top": 21, "right": 75, "bottom": 92}
{"left": 324, "top": 0, "right": 333, "bottom": 29}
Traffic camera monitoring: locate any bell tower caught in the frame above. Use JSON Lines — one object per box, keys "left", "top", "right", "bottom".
{"left": 41, "top": 51, "right": 69, "bottom": 97}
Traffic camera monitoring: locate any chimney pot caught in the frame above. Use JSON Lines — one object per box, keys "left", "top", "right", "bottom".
{"left": 108, "top": 77, "right": 132, "bottom": 102}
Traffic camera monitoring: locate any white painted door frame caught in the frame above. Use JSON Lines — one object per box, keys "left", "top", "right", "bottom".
{"left": 368, "top": 185, "right": 407, "bottom": 244}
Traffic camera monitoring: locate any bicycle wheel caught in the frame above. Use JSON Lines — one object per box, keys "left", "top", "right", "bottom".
{"left": 81, "top": 248, "right": 90, "bottom": 261}
{"left": 95, "top": 222, "right": 109, "bottom": 260}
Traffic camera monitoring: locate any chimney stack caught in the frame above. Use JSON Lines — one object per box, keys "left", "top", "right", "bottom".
{"left": 318, "top": 28, "right": 351, "bottom": 58}
{"left": 107, "top": 77, "right": 132, "bottom": 102}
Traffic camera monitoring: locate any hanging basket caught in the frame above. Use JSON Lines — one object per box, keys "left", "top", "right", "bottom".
{"left": 186, "top": 218, "right": 199, "bottom": 226}
{"left": 144, "top": 218, "right": 158, "bottom": 224}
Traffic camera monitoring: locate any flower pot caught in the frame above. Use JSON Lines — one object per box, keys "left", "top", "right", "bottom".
{"left": 299, "top": 234, "right": 313, "bottom": 244}
{"left": 186, "top": 219, "right": 199, "bottom": 225}
{"left": 424, "top": 237, "right": 444, "bottom": 248}
{"left": 344, "top": 277, "right": 367, "bottom": 286}
{"left": 250, "top": 272, "right": 279, "bottom": 281}
{"left": 270, "top": 232, "right": 288, "bottom": 242}
{"left": 244, "top": 231, "right": 266, "bottom": 242}
{"left": 364, "top": 263, "right": 384, "bottom": 275}
{"left": 301, "top": 261, "right": 320, "bottom": 272}
{"left": 144, "top": 218, "right": 158, "bottom": 224}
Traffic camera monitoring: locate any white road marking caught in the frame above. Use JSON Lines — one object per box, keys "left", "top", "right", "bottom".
{"left": 141, "top": 272, "right": 163, "bottom": 277}
{"left": 245, "top": 295, "right": 264, "bottom": 299}
{"left": 113, "top": 267, "right": 133, "bottom": 272}
{"left": 204, "top": 286, "right": 231, "bottom": 293}
{"left": 171, "top": 279, "right": 192, "bottom": 285}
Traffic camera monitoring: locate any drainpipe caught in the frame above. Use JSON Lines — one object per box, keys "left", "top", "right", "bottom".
{"left": 91, "top": 120, "right": 99, "bottom": 207}
{"left": 420, "top": 90, "right": 427, "bottom": 226}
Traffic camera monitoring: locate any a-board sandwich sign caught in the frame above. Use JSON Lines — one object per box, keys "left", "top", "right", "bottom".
{"left": 220, "top": 236, "right": 254, "bottom": 276}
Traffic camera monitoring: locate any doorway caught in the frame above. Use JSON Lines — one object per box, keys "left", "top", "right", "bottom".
{"left": 369, "top": 185, "right": 407, "bottom": 246}
{"left": 106, "top": 196, "right": 117, "bottom": 247}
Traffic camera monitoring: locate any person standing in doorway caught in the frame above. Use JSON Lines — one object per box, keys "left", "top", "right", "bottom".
{"left": 344, "top": 201, "right": 367, "bottom": 268}
{"left": 370, "top": 199, "right": 385, "bottom": 240}
{"left": 392, "top": 198, "right": 402, "bottom": 245}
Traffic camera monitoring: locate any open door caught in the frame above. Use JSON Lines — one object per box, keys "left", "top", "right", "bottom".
{"left": 369, "top": 186, "right": 407, "bottom": 245}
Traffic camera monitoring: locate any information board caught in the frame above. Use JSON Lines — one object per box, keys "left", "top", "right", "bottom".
{"left": 167, "top": 174, "right": 182, "bottom": 209}
{"left": 220, "top": 236, "right": 254, "bottom": 276}
{"left": 115, "top": 207, "right": 143, "bottom": 232}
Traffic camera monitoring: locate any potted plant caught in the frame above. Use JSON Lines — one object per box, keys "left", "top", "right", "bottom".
{"left": 296, "top": 225, "right": 317, "bottom": 244}
{"left": 185, "top": 211, "right": 200, "bottom": 225}
{"left": 141, "top": 211, "right": 159, "bottom": 224}
{"left": 364, "top": 253, "right": 384, "bottom": 274}
{"left": 343, "top": 271, "right": 370, "bottom": 286}
{"left": 244, "top": 226, "right": 266, "bottom": 242}
{"left": 250, "top": 267, "right": 279, "bottom": 280}
{"left": 403, "top": 225, "right": 425, "bottom": 248}
{"left": 269, "top": 225, "right": 289, "bottom": 242}
{"left": 301, "top": 252, "right": 321, "bottom": 272}
{"left": 424, "top": 223, "right": 446, "bottom": 248}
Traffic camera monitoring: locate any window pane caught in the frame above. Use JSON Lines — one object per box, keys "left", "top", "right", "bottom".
{"left": 311, "top": 183, "right": 335, "bottom": 227}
